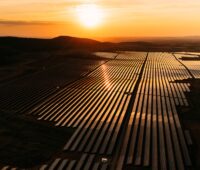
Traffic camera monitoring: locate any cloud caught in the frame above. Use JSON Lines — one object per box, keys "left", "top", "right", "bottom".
{"left": 0, "top": 20, "right": 63, "bottom": 26}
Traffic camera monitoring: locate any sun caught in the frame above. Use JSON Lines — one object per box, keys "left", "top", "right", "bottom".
{"left": 76, "top": 4, "right": 104, "bottom": 28}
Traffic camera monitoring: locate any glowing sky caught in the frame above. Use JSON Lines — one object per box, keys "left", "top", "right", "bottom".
{"left": 1, "top": 0, "right": 200, "bottom": 40}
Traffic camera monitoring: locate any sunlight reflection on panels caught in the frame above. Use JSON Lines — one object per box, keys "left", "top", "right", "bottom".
{"left": 88, "top": 61, "right": 143, "bottom": 80}
{"left": 116, "top": 52, "right": 147, "bottom": 60}
{"left": 94, "top": 52, "right": 117, "bottom": 59}
{"left": 102, "top": 64, "right": 112, "bottom": 90}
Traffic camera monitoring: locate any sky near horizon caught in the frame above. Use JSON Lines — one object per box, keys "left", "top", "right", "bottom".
{"left": 1, "top": 0, "right": 200, "bottom": 40}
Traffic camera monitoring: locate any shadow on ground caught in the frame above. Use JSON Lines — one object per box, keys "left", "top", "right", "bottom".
{"left": 178, "top": 79, "right": 200, "bottom": 170}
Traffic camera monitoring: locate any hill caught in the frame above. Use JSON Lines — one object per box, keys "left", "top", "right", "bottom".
{"left": 0, "top": 36, "right": 101, "bottom": 52}
{"left": 1, "top": 35, "right": 200, "bottom": 56}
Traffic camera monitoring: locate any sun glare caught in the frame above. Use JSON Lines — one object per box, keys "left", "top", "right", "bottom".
{"left": 76, "top": 4, "right": 104, "bottom": 28}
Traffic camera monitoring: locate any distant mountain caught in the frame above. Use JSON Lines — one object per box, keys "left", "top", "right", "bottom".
{"left": 1, "top": 35, "right": 200, "bottom": 53}
{"left": 0, "top": 36, "right": 102, "bottom": 52}
{"left": 52, "top": 36, "right": 100, "bottom": 44}
{"left": 100, "top": 36, "right": 200, "bottom": 43}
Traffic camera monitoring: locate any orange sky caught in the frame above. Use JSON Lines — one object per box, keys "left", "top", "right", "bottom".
{"left": 1, "top": 0, "right": 200, "bottom": 40}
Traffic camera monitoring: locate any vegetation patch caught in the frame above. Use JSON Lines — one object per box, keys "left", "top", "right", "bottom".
{"left": 177, "top": 79, "right": 200, "bottom": 169}
{"left": 0, "top": 111, "right": 75, "bottom": 168}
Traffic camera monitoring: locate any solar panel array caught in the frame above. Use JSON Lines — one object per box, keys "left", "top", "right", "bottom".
{"left": 0, "top": 58, "right": 106, "bottom": 113}
{"left": 29, "top": 52, "right": 147, "bottom": 156}
{"left": 117, "top": 52, "right": 191, "bottom": 170}
{"left": 175, "top": 53, "right": 200, "bottom": 78}
{"left": 0, "top": 52, "right": 194, "bottom": 170}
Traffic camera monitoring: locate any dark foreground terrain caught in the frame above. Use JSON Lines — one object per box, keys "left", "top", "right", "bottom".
{"left": 0, "top": 111, "right": 74, "bottom": 168}
{"left": 0, "top": 37, "right": 200, "bottom": 170}
{"left": 177, "top": 79, "right": 200, "bottom": 169}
